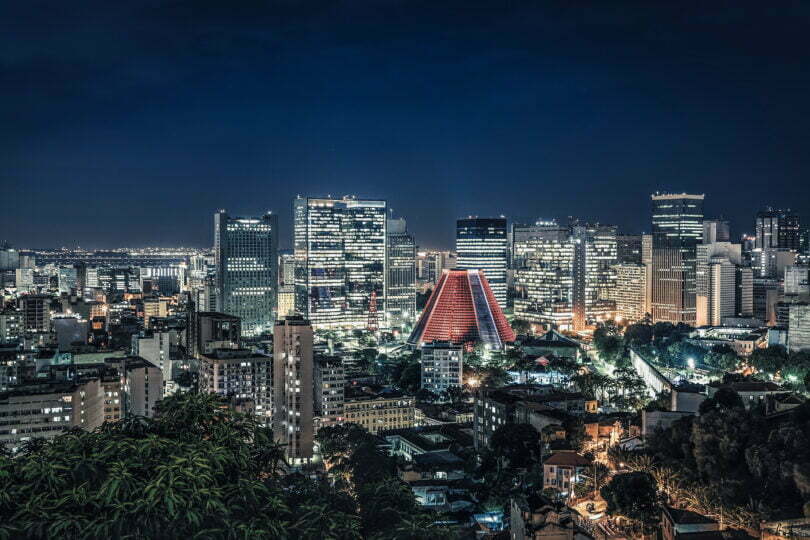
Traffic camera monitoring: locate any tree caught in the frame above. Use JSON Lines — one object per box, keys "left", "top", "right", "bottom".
{"left": 698, "top": 387, "right": 744, "bottom": 414}
{"left": 0, "top": 393, "right": 291, "bottom": 539}
{"left": 511, "top": 318, "right": 532, "bottom": 336}
{"left": 490, "top": 423, "right": 541, "bottom": 469}
{"left": 398, "top": 361, "right": 421, "bottom": 393}
{"left": 624, "top": 323, "right": 653, "bottom": 346}
{"left": 750, "top": 346, "right": 789, "bottom": 375}
{"left": 600, "top": 472, "right": 660, "bottom": 526}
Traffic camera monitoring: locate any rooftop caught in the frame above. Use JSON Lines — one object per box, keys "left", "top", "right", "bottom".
{"left": 544, "top": 451, "right": 591, "bottom": 467}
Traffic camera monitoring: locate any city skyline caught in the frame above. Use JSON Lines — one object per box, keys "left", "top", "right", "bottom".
{"left": 4, "top": 1, "right": 810, "bottom": 249}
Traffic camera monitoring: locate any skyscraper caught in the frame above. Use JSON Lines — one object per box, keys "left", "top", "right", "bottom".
{"left": 294, "top": 196, "right": 387, "bottom": 329}
{"left": 512, "top": 223, "right": 617, "bottom": 330}
{"left": 214, "top": 210, "right": 279, "bottom": 337}
{"left": 650, "top": 193, "right": 704, "bottom": 324}
{"left": 756, "top": 208, "right": 801, "bottom": 251}
{"left": 385, "top": 218, "right": 416, "bottom": 325}
{"left": 456, "top": 218, "right": 508, "bottom": 307}
{"left": 273, "top": 316, "right": 314, "bottom": 463}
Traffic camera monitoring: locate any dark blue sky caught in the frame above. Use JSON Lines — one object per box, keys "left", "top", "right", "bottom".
{"left": 3, "top": 1, "right": 810, "bottom": 249}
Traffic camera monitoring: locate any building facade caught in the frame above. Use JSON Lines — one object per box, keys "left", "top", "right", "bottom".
{"left": 314, "top": 355, "right": 345, "bottom": 431}
{"left": 201, "top": 348, "right": 273, "bottom": 420}
{"left": 611, "top": 263, "right": 647, "bottom": 323}
{"left": 294, "top": 196, "right": 387, "bottom": 329}
{"left": 273, "top": 316, "right": 314, "bottom": 462}
{"left": 420, "top": 341, "right": 463, "bottom": 395}
{"left": 386, "top": 218, "right": 416, "bottom": 325}
{"left": 456, "top": 218, "right": 508, "bottom": 307}
{"left": 650, "top": 193, "right": 704, "bottom": 324}
{"left": 214, "top": 210, "right": 279, "bottom": 337}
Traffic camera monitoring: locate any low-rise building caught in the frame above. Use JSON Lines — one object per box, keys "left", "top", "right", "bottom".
{"left": 510, "top": 495, "right": 595, "bottom": 540}
{"left": 542, "top": 451, "right": 592, "bottom": 496}
{"left": 344, "top": 386, "right": 415, "bottom": 434}
{"left": 661, "top": 507, "right": 719, "bottom": 540}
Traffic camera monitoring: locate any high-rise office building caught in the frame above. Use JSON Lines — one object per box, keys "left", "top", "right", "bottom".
{"left": 616, "top": 234, "right": 643, "bottom": 264}
{"left": 456, "top": 218, "right": 508, "bottom": 307}
{"left": 214, "top": 210, "right": 279, "bottom": 337}
{"left": 420, "top": 340, "right": 463, "bottom": 395}
{"left": 513, "top": 224, "right": 617, "bottom": 330}
{"left": 416, "top": 250, "right": 456, "bottom": 285}
{"left": 294, "top": 196, "right": 387, "bottom": 329}
{"left": 511, "top": 219, "right": 561, "bottom": 268}
{"left": 650, "top": 193, "right": 704, "bottom": 324}
{"left": 273, "top": 316, "right": 314, "bottom": 463}
{"left": 611, "top": 263, "right": 647, "bottom": 323}
{"left": 385, "top": 218, "right": 416, "bottom": 325}
{"left": 702, "top": 220, "right": 731, "bottom": 244}
{"left": 756, "top": 208, "right": 801, "bottom": 251}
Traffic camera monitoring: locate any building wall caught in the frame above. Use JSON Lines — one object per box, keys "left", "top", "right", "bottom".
{"left": 273, "top": 317, "right": 314, "bottom": 461}
{"left": 343, "top": 395, "right": 415, "bottom": 434}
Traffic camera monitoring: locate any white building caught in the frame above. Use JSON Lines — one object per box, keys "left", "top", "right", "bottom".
{"left": 420, "top": 341, "right": 463, "bottom": 395}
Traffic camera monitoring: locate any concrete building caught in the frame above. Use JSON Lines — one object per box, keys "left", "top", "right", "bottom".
{"left": 756, "top": 208, "right": 801, "bottom": 252}
{"left": 343, "top": 387, "right": 415, "bottom": 434}
{"left": 616, "top": 234, "right": 643, "bottom": 264}
{"left": 188, "top": 311, "right": 240, "bottom": 359}
{"left": 0, "top": 308, "right": 21, "bottom": 344}
{"left": 513, "top": 224, "right": 617, "bottom": 330}
{"left": 273, "top": 316, "right": 314, "bottom": 462}
{"left": 543, "top": 451, "right": 592, "bottom": 496}
{"left": 121, "top": 357, "right": 163, "bottom": 418}
{"left": 0, "top": 378, "right": 105, "bottom": 452}
{"left": 650, "top": 193, "right": 704, "bottom": 324}
{"left": 702, "top": 219, "right": 730, "bottom": 244}
{"left": 19, "top": 294, "right": 52, "bottom": 333}
{"left": 294, "top": 196, "right": 387, "bottom": 329}
{"left": 420, "top": 341, "right": 463, "bottom": 396}
{"left": 214, "top": 210, "right": 279, "bottom": 337}
{"left": 201, "top": 348, "right": 273, "bottom": 421}
{"left": 456, "top": 218, "right": 509, "bottom": 307}
{"left": 314, "top": 354, "right": 344, "bottom": 431}
{"left": 611, "top": 262, "right": 647, "bottom": 323}
{"left": 788, "top": 303, "right": 810, "bottom": 352}
{"left": 386, "top": 218, "right": 416, "bottom": 325}
{"left": 416, "top": 250, "right": 456, "bottom": 285}
{"left": 133, "top": 331, "right": 179, "bottom": 389}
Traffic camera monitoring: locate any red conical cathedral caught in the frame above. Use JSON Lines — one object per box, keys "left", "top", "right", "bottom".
{"left": 408, "top": 269, "right": 515, "bottom": 349}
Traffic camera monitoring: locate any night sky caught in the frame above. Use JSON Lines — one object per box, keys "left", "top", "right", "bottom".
{"left": 3, "top": 1, "right": 810, "bottom": 250}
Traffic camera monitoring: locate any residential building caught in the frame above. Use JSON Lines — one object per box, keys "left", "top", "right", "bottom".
{"left": 214, "top": 210, "right": 279, "bottom": 337}
{"left": 121, "top": 357, "right": 163, "bottom": 418}
{"left": 456, "top": 218, "right": 508, "bottom": 306}
{"left": 188, "top": 311, "right": 241, "bottom": 359}
{"left": 343, "top": 386, "right": 415, "bottom": 433}
{"left": 0, "top": 379, "right": 105, "bottom": 452}
{"left": 314, "top": 354, "right": 344, "bottom": 430}
{"left": 273, "top": 316, "right": 314, "bottom": 462}
{"left": 510, "top": 495, "right": 595, "bottom": 540}
{"left": 201, "top": 348, "right": 273, "bottom": 421}
{"left": 542, "top": 451, "right": 592, "bottom": 495}
{"left": 294, "top": 196, "right": 387, "bottom": 329}
{"left": 420, "top": 340, "right": 463, "bottom": 395}
{"left": 408, "top": 269, "right": 515, "bottom": 350}
{"left": 650, "top": 193, "right": 704, "bottom": 324}
{"left": 133, "top": 331, "right": 179, "bottom": 389}
{"left": 386, "top": 218, "right": 416, "bottom": 325}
